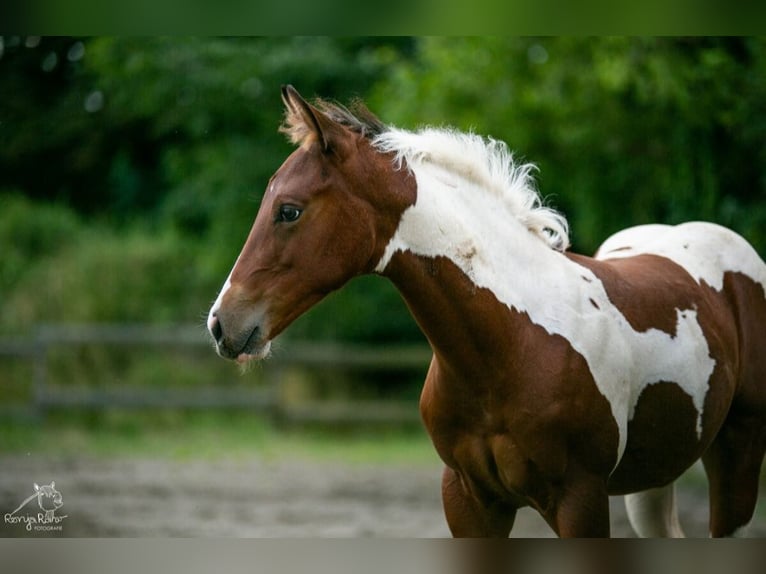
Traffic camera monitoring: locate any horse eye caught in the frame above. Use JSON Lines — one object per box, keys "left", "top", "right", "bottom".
{"left": 277, "top": 205, "right": 302, "bottom": 223}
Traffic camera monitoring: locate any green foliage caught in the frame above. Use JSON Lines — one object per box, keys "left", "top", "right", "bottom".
{"left": 0, "top": 192, "right": 81, "bottom": 294}
{"left": 0, "top": 37, "right": 416, "bottom": 342}
{"left": 4, "top": 229, "right": 210, "bottom": 333}
{"left": 372, "top": 37, "right": 766, "bottom": 253}
{"left": 2, "top": 37, "right": 765, "bottom": 348}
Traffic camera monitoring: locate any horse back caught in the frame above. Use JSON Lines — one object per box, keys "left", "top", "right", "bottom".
{"left": 584, "top": 222, "right": 766, "bottom": 490}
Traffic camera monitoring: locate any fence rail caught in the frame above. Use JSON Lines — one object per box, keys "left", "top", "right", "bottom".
{"left": 0, "top": 324, "right": 431, "bottom": 426}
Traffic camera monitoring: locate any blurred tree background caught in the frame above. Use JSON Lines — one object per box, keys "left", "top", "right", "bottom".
{"left": 2, "top": 36, "right": 765, "bottom": 344}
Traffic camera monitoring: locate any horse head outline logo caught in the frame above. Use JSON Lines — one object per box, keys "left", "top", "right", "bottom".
{"left": 34, "top": 481, "right": 63, "bottom": 520}
{"left": 7, "top": 481, "right": 64, "bottom": 522}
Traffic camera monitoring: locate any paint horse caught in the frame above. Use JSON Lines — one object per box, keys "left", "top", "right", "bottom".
{"left": 208, "top": 86, "right": 766, "bottom": 537}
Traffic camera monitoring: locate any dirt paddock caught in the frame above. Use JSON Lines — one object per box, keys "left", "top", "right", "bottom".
{"left": 1, "top": 455, "right": 764, "bottom": 537}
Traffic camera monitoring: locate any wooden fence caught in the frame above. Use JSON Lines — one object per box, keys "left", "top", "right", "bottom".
{"left": 0, "top": 324, "right": 432, "bottom": 426}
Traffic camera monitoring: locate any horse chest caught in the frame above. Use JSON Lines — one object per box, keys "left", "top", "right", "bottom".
{"left": 426, "top": 415, "right": 554, "bottom": 509}
{"left": 420, "top": 366, "right": 585, "bottom": 508}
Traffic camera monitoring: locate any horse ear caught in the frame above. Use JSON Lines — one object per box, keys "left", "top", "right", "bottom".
{"left": 34, "top": 483, "right": 40, "bottom": 492}
{"left": 281, "top": 84, "right": 298, "bottom": 114}
{"left": 280, "top": 84, "right": 336, "bottom": 152}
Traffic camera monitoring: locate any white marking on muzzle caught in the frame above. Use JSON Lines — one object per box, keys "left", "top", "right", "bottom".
{"left": 207, "top": 256, "right": 239, "bottom": 334}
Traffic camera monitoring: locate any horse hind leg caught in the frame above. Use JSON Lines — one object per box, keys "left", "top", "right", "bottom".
{"left": 624, "top": 483, "right": 685, "bottom": 537}
{"left": 702, "top": 413, "right": 766, "bottom": 537}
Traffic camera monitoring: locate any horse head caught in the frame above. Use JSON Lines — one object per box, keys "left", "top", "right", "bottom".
{"left": 34, "top": 481, "right": 63, "bottom": 512}
{"left": 207, "top": 86, "right": 414, "bottom": 362}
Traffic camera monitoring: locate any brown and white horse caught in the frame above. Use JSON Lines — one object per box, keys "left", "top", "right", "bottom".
{"left": 207, "top": 86, "right": 766, "bottom": 537}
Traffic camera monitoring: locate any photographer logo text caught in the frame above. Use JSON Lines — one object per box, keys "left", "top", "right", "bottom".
{"left": 4, "top": 481, "right": 68, "bottom": 532}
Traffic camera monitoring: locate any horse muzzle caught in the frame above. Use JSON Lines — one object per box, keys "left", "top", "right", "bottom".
{"left": 208, "top": 309, "right": 272, "bottom": 363}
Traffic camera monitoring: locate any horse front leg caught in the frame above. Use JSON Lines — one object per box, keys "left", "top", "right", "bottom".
{"left": 441, "top": 466, "right": 517, "bottom": 537}
{"left": 545, "top": 470, "right": 611, "bottom": 537}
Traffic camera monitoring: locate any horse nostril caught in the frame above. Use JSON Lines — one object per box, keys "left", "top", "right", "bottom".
{"left": 210, "top": 315, "right": 223, "bottom": 343}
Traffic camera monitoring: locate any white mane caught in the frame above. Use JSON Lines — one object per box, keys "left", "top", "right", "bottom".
{"left": 373, "top": 127, "right": 570, "bottom": 251}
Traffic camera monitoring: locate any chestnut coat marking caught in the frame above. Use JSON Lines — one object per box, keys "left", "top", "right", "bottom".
{"left": 372, "top": 129, "right": 761, "bottom": 468}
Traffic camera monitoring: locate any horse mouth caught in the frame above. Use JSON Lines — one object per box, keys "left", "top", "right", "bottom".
{"left": 216, "top": 325, "right": 271, "bottom": 363}
{"left": 218, "top": 324, "right": 271, "bottom": 363}
{"left": 236, "top": 338, "right": 272, "bottom": 364}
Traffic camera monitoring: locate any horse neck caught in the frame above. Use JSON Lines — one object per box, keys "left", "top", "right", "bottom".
{"left": 378, "top": 163, "right": 575, "bottom": 383}
{"left": 384, "top": 253, "right": 507, "bottom": 379}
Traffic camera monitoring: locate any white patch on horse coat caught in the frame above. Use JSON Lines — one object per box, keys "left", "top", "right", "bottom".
{"left": 371, "top": 131, "right": 766, "bottom": 468}
{"left": 596, "top": 222, "right": 766, "bottom": 293}
{"left": 207, "top": 255, "right": 239, "bottom": 333}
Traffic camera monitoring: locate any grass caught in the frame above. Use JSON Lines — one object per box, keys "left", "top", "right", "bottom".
{"left": 0, "top": 411, "right": 440, "bottom": 467}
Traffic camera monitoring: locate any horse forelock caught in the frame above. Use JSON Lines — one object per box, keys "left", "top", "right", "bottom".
{"left": 373, "top": 127, "right": 570, "bottom": 252}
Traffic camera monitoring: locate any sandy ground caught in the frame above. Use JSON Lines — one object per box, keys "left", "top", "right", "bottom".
{"left": 1, "top": 455, "right": 764, "bottom": 538}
